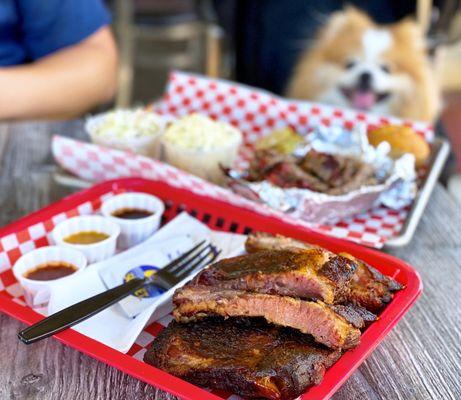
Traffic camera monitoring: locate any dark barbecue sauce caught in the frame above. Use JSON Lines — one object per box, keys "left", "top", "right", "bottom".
{"left": 25, "top": 262, "right": 77, "bottom": 281}
{"left": 112, "top": 208, "right": 153, "bottom": 220}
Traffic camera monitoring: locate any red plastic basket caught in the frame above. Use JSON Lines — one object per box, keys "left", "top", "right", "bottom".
{"left": 0, "top": 178, "right": 422, "bottom": 400}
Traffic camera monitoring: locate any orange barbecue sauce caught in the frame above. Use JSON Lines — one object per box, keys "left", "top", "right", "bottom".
{"left": 64, "top": 231, "right": 109, "bottom": 245}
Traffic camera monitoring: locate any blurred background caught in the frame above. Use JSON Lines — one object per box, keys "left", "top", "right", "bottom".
{"left": 105, "top": 0, "right": 461, "bottom": 200}
{"left": 110, "top": 0, "right": 226, "bottom": 107}
{"left": 105, "top": 1, "right": 461, "bottom": 167}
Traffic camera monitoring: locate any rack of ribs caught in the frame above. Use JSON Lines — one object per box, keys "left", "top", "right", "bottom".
{"left": 144, "top": 318, "right": 342, "bottom": 400}
{"left": 146, "top": 232, "right": 402, "bottom": 399}
{"left": 172, "top": 247, "right": 380, "bottom": 349}
{"left": 245, "top": 232, "right": 403, "bottom": 312}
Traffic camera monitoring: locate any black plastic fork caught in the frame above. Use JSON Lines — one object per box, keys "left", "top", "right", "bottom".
{"left": 18, "top": 241, "right": 220, "bottom": 344}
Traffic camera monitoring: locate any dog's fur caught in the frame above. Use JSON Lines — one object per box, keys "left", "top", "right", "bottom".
{"left": 286, "top": 8, "right": 440, "bottom": 122}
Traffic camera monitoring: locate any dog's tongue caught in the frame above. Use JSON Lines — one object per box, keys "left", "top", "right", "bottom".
{"left": 352, "top": 91, "right": 376, "bottom": 110}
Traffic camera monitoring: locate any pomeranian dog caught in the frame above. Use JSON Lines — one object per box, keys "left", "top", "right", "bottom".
{"left": 286, "top": 7, "right": 440, "bottom": 122}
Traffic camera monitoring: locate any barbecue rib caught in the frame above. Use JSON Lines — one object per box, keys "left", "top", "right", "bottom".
{"left": 339, "top": 252, "right": 403, "bottom": 312}
{"left": 144, "top": 318, "right": 342, "bottom": 400}
{"left": 173, "top": 286, "right": 361, "bottom": 349}
{"left": 193, "top": 248, "right": 357, "bottom": 304}
{"left": 246, "top": 149, "right": 378, "bottom": 194}
{"left": 245, "top": 232, "right": 403, "bottom": 312}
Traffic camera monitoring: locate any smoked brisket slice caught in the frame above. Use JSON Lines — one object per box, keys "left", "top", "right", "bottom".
{"left": 193, "top": 248, "right": 357, "bottom": 304}
{"left": 173, "top": 285, "right": 361, "bottom": 349}
{"left": 245, "top": 232, "right": 403, "bottom": 312}
{"left": 144, "top": 318, "right": 342, "bottom": 400}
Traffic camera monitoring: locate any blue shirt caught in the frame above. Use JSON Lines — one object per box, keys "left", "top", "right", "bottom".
{"left": 0, "top": 0, "right": 111, "bottom": 66}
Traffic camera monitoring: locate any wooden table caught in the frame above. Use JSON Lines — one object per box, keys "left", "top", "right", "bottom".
{"left": 1, "top": 121, "right": 460, "bottom": 400}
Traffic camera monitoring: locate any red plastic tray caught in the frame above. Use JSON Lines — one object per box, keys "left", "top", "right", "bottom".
{"left": 0, "top": 178, "right": 422, "bottom": 400}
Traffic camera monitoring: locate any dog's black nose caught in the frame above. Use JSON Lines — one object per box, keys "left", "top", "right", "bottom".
{"left": 357, "top": 72, "right": 372, "bottom": 91}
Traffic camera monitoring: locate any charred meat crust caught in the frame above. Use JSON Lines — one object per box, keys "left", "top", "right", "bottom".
{"left": 193, "top": 249, "right": 356, "bottom": 304}
{"left": 339, "top": 253, "right": 404, "bottom": 313}
{"left": 245, "top": 232, "right": 403, "bottom": 312}
{"left": 245, "top": 232, "right": 318, "bottom": 253}
{"left": 330, "top": 303, "right": 377, "bottom": 329}
{"left": 144, "top": 318, "right": 342, "bottom": 400}
{"left": 173, "top": 286, "right": 361, "bottom": 349}
{"left": 319, "top": 255, "right": 358, "bottom": 289}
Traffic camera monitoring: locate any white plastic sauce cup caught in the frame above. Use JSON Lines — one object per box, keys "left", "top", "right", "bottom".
{"left": 12, "top": 246, "right": 87, "bottom": 308}
{"left": 101, "top": 192, "right": 165, "bottom": 249}
{"left": 52, "top": 215, "right": 120, "bottom": 263}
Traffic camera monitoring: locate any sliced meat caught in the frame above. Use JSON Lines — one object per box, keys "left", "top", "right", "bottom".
{"left": 330, "top": 303, "right": 377, "bottom": 329}
{"left": 245, "top": 232, "right": 318, "bottom": 253}
{"left": 144, "top": 318, "right": 342, "bottom": 400}
{"left": 245, "top": 232, "right": 403, "bottom": 312}
{"left": 193, "top": 249, "right": 357, "bottom": 304}
{"left": 173, "top": 285, "right": 361, "bottom": 349}
{"left": 247, "top": 149, "right": 378, "bottom": 194}
{"left": 300, "top": 151, "right": 344, "bottom": 185}
{"left": 340, "top": 253, "right": 404, "bottom": 313}
{"left": 265, "top": 161, "right": 331, "bottom": 191}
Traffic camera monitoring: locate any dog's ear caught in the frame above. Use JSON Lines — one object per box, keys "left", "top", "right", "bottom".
{"left": 322, "top": 6, "right": 373, "bottom": 42}
{"left": 342, "top": 5, "right": 373, "bottom": 22}
{"left": 391, "top": 18, "right": 426, "bottom": 50}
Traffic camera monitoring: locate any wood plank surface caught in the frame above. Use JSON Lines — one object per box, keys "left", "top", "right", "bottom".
{"left": 0, "top": 121, "right": 460, "bottom": 400}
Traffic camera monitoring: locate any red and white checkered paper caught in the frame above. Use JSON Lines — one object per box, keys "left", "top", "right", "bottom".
{"left": 53, "top": 71, "right": 434, "bottom": 248}
{"left": 0, "top": 191, "right": 246, "bottom": 400}
{"left": 0, "top": 193, "right": 114, "bottom": 307}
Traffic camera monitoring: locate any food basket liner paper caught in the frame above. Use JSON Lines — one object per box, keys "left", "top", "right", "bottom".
{"left": 53, "top": 71, "right": 434, "bottom": 248}
{"left": 0, "top": 178, "right": 423, "bottom": 400}
{"left": 0, "top": 189, "right": 241, "bottom": 399}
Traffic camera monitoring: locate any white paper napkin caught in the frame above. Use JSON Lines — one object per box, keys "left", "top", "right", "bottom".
{"left": 47, "top": 213, "right": 246, "bottom": 352}
{"left": 98, "top": 236, "right": 195, "bottom": 318}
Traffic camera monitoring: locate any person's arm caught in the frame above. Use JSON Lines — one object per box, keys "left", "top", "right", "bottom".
{"left": 0, "top": 26, "right": 118, "bottom": 120}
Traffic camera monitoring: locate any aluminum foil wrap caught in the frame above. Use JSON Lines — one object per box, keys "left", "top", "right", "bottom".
{"left": 228, "top": 125, "right": 417, "bottom": 224}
